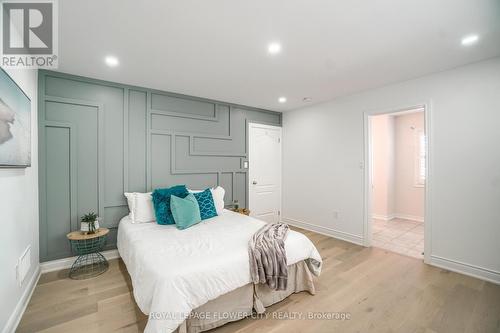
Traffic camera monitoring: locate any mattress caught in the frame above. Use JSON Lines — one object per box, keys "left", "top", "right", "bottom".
{"left": 175, "top": 261, "right": 316, "bottom": 333}
{"left": 117, "top": 209, "right": 322, "bottom": 333}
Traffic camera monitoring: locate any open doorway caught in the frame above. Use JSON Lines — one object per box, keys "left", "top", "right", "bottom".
{"left": 366, "top": 107, "right": 426, "bottom": 259}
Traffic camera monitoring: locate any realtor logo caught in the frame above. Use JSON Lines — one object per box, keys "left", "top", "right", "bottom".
{"left": 1, "top": 0, "right": 58, "bottom": 68}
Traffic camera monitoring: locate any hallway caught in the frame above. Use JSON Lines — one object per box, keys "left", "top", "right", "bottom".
{"left": 372, "top": 218, "right": 424, "bottom": 259}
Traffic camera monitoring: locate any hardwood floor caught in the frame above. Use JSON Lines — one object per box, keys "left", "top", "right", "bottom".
{"left": 18, "top": 228, "right": 500, "bottom": 333}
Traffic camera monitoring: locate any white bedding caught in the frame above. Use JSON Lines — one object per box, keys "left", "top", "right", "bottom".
{"left": 117, "top": 209, "right": 322, "bottom": 333}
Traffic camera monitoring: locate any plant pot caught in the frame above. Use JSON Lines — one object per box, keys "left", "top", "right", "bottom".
{"left": 81, "top": 220, "right": 99, "bottom": 234}
{"left": 88, "top": 220, "right": 96, "bottom": 234}
{"left": 80, "top": 222, "right": 89, "bottom": 233}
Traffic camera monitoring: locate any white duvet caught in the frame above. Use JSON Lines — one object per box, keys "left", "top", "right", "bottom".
{"left": 117, "top": 210, "right": 322, "bottom": 333}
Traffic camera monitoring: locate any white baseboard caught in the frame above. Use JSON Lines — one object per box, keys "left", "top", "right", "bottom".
{"left": 371, "top": 213, "right": 395, "bottom": 221}
{"left": 40, "top": 249, "right": 121, "bottom": 273}
{"left": 430, "top": 255, "right": 500, "bottom": 285}
{"left": 282, "top": 218, "right": 499, "bottom": 285}
{"left": 2, "top": 266, "right": 41, "bottom": 333}
{"left": 393, "top": 214, "right": 424, "bottom": 223}
{"left": 282, "top": 217, "right": 364, "bottom": 246}
{"left": 372, "top": 213, "right": 424, "bottom": 223}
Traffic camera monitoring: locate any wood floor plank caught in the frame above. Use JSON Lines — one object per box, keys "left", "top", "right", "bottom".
{"left": 18, "top": 230, "right": 500, "bottom": 333}
{"left": 465, "top": 282, "right": 500, "bottom": 333}
{"left": 429, "top": 284, "right": 480, "bottom": 333}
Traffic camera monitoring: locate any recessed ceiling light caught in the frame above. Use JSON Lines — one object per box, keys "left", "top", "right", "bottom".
{"left": 268, "top": 42, "right": 282, "bottom": 55}
{"left": 278, "top": 97, "right": 287, "bottom": 103}
{"left": 461, "top": 34, "right": 479, "bottom": 46}
{"left": 303, "top": 97, "right": 312, "bottom": 102}
{"left": 105, "top": 55, "right": 119, "bottom": 67}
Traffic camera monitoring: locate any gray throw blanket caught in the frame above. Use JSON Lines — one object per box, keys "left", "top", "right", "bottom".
{"left": 248, "top": 222, "right": 289, "bottom": 291}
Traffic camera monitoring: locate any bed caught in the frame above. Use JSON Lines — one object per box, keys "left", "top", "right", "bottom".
{"left": 117, "top": 209, "right": 322, "bottom": 333}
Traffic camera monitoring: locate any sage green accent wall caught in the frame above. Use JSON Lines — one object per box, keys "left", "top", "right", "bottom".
{"left": 38, "top": 70, "right": 281, "bottom": 262}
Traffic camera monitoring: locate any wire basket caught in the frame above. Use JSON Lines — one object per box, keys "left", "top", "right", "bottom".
{"left": 68, "top": 235, "right": 109, "bottom": 279}
{"left": 69, "top": 236, "right": 107, "bottom": 255}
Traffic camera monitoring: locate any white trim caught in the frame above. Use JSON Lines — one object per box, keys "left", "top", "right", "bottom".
{"left": 363, "top": 111, "right": 373, "bottom": 247}
{"left": 372, "top": 214, "right": 424, "bottom": 223}
{"left": 371, "top": 213, "right": 395, "bottom": 221}
{"left": 40, "top": 249, "right": 120, "bottom": 273}
{"left": 430, "top": 255, "right": 500, "bottom": 285}
{"left": 282, "top": 217, "right": 364, "bottom": 246}
{"left": 393, "top": 214, "right": 424, "bottom": 223}
{"left": 388, "top": 107, "right": 424, "bottom": 116}
{"left": 2, "top": 266, "right": 41, "bottom": 333}
{"left": 423, "top": 102, "right": 433, "bottom": 265}
{"left": 363, "top": 102, "right": 432, "bottom": 264}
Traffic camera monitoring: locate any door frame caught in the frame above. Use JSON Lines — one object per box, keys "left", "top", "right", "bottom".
{"left": 363, "top": 102, "right": 433, "bottom": 264}
{"left": 247, "top": 122, "right": 283, "bottom": 221}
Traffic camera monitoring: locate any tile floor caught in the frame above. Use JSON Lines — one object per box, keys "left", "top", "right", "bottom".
{"left": 372, "top": 218, "right": 424, "bottom": 259}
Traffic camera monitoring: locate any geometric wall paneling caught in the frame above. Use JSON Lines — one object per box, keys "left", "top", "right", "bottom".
{"left": 40, "top": 94, "right": 104, "bottom": 261}
{"left": 173, "top": 135, "right": 242, "bottom": 172}
{"left": 44, "top": 74, "right": 126, "bottom": 207}
{"left": 150, "top": 105, "right": 229, "bottom": 135}
{"left": 127, "top": 89, "right": 148, "bottom": 193}
{"left": 39, "top": 70, "right": 280, "bottom": 261}
{"left": 151, "top": 92, "right": 218, "bottom": 119}
{"left": 44, "top": 123, "right": 72, "bottom": 259}
{"left": 233, "top": 172, "right": 248, "bottom": 208}
{"left": 103, "top": 206, "right": 130, "bottom": 228}
{"left": 219, "top": 173, "right": 233, "bottom": 205}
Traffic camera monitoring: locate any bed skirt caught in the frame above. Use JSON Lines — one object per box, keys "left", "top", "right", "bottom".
{"left": 173, "top": 260, "right": 316, "bottom": 333}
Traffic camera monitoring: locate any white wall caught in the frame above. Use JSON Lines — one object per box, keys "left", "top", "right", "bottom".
{"left": 0, "top": 68, "right": 39, "bottom": 333}
{"left": 394, "top": 112, "right": 425, "bottom": 220}
{"left": 282, "top": 57, "right": 500, "bottom": 282}
{"left": 371, "top": 114, "right": 395, "bottom": 219}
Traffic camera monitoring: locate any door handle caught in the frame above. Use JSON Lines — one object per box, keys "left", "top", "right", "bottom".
{"left": 252, "top": 180, "right": 257, "bottom": 185}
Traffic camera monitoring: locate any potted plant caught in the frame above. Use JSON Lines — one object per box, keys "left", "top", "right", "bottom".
{"left": 81, "top": 212, "right": 99, "bottom": 234}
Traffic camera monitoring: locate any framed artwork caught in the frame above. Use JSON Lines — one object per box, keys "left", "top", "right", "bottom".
{"left": 0, "top": 68, "right": 31, "bottom": 167}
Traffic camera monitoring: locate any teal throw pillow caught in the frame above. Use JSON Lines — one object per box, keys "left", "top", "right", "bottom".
{"left": 152, "top": 185, "right": 189, "bottom": 225}
{"left": 170, "top": 194, "right": 202, "bottom": 230}
{"left": 193, "top": 189, "right": 218, "bottom": 220}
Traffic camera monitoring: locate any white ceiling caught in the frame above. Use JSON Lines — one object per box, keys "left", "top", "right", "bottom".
{"left": 58, "top": 0, "right": 500, "bottom": 111}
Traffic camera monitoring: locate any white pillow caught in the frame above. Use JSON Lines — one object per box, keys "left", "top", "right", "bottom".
{"left": 189, "top": 186, "right": 225, "bottom": 215}
{"left": 211, "top": 186, "right": 225, "bottom": 215}
{"left": 124, "top": 192, "right": 156, "bottom": 223}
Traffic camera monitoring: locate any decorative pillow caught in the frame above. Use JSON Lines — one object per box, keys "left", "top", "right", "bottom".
{"left": 170, "top": 194, "right": 201, "bottom": 230}
{"left": 211, "top": 186, "right": 225, "bottom": 215}
{"left": 152, "top": 185, "right": 189, "bottom": 225}
{"left": 124, "top": 193, "right": 135, "bottom": 218}
{"left": 124, "top": 192, "right": 156, "bottom": 223}
{"left": 189, "top": 186, "right": 225, "bottom": 215}
{"left": 192, "top": 189, "right": 218, "bottom": 220}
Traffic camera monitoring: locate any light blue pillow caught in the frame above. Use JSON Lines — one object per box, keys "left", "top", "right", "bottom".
{"left": 170, "top": 194, "right": 201, "bottom": 230}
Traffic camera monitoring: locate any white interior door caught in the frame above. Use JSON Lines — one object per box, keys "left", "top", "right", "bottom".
{"left": 248, "top": 123, "right": 282, "bottom": 223}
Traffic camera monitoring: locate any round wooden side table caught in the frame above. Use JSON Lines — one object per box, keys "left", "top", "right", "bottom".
{"left": 66, "top": 228, "right": 109, "bottom": 280}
